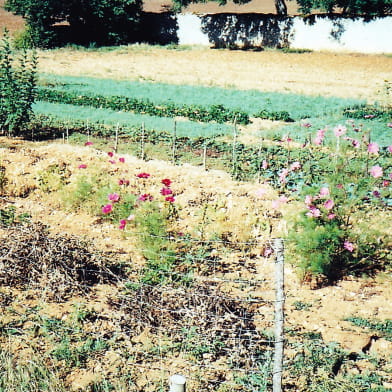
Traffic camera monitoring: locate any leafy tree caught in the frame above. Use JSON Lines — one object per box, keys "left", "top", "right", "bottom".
{"left": 297, "top": 0, "right": 391, "bottom": 16}
{"left": 4, "top": 0, "right": 143, "bottom": 48}
{"left": 0, "top": 30, "right": 37, "bottom": 136}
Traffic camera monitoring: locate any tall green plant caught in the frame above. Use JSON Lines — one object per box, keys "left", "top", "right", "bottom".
{"left": 0, "top": 30, "right": 37, "bottom": 136}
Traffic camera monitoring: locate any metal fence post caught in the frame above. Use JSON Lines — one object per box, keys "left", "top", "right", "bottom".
{"left": 169, "top": 374, "right": 186, "bottom": 392}
{"left": 272, "top": 238, "right": 285, "bottom": 392}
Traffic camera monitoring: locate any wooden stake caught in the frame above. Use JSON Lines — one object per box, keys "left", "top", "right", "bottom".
{"left": 272, "top": 238, "right": 285, "bottom": 392}
{"left": 114, "top": 123, "right": 119, "bottom": 153}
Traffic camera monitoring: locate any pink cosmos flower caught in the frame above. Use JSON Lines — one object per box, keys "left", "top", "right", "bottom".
{"left": 367, "top": 142, "right": 379, "bottom": 154}
{"left": 137, "top": 172, "right": 150, "bottom": 179}
{"left": 118, "top": 179, "right": 130, "bottom": 186}
{"left": 78, "top": 164, "right": 87, "bottom": 169}
{"left": 102, "top": 204, "right": 113, "bottom": 214}
{"left": 108, "top": 193, "right": 120, "bottom": 202}
{"left": 301, "top": 122, "right": 312, "bottom": 128}
{"left": 165, "top": 196, "right": 175, "bottom": 203}
{"left": 279, "top": 168, "right": 289, "bottom": 184}
{"left": 327, "top": 213, "right": 336, "bottom": 220}
{"left": 372, "top": 190, "right": 381, "bottom": 198}
{"left": 262, "top": 160, "right": 269, "bottom": 170}
{"left": 109, "top": 160, "right": 116, "bottom": 164}
{"left": 383, "top": 180, "right": 390, "bottom": 187}
{"left": 344, "top": 240, "right": 354, "bottom": 252}
{"left": 306, "top": 206, "right": 321, "bottom": 218}
{"left": 317, "top": 129, "right": 326, "bottom": 138}
{"left": 351, "top": 139, "right": 360, "bottom": 148}
{"left": 161, "top": 178, "right": 172, "bottom": 187}
{"left": 160, "top": 187, "right": 173, "bottom": 196}
{"left": 108, "top": 151, "right": 114, "bottom": 157}
{"left": 336, "top": 184, "right": 344, "bottom": 189}
{"left": 263, "top": 248, "right": 273, "bottom": 257}
{"left": 319, "top": 187, "right": 330, "bottom": 197}
{"left": 370, "top": 165, "right": 383, "bottom": 178}
{"left": 334, "top": 125, "right": 347, "bottom": 137}
{"left": 314, "top": 136, "right": 323, "bottom": 146}
{"left": 324, "top": 199, "right": 334, "bottom": 210}
{"left": 119, "top": 157, "right": 125, "bottom": 163}
{"left": 119, "top": 219, "right": 127, "bottom": 230}
{"left": 84, "top": 141, "right": 93, "bottom": 146}
{"left": 290, "top": 161, "right": 301, "bottom": 171}
{"left": 138, "top": 193, "right": 153, "bottom": 202}
{"left": 304, "top": 195, "right": 313, "bottom": 205}
{"left": 387, "top": 145, "right": 392, "bottom": 153}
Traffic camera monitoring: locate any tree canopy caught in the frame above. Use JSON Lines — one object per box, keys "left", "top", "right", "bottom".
{"left": 4, "top": 0, "right": 143, "bottom": 47}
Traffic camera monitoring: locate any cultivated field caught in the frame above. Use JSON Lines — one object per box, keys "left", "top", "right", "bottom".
{"left": 0, "top": 15, "right": 392, "bottom": 391}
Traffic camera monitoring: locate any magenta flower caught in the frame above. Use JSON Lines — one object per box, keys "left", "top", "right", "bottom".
{"left": 165, "top": 196, "right": 175, "bottom": 203}
{"left": 102, "top": 204, "right": 113, "bottom": 214}
{"left": 160, "top": 187, "right": 173, "bottom": 196}
{"left": 319, "top": 187, "right": 330, "bottom": 197}
{"left": 372, "top": 190, "right": 381, "bottom": 198}
{"left": 84, "top": 141, "right": 93, "bottom": 146}
{"left": 138, "top": 193, "right": 153, "bottom": 202}
{"left": 119, "top": 219, "right": 127, "bottom": 230}
{"left": 108, "top": 193, "right": 120, "bottom": 203}
{"left": 370, "top": 165, "right": 383, "bottom": 178}
{"left": 324, "top": 199, "right": 334, "bottom": 210}
{"left": 344, "top": 240, "right": 354, "bottom": 252}
{"left": 336, "top": 184, "right": 344, "bottom": 189}
{"left": 78, "top": 164, "right": 87, "bottom": 169}
{"left": 119, "top": 157, "right": 125, "bottom": 163}
{"left": 290, "top": 161, "right": 301, "bottom": 171}
{"left": 118, "top": 179, "right": 130, "bottom": 186}
{"left": 108, "top": 151, "right": 114, "bottom": 157}
{"left": 367, "top": 142, "right": 379, "bottom": 154}
{"left": 137, "top": 172, "right": 150, "bottom": 179}
{"left": 383, "top": 180, "right": 390, "bottom": 187}
{"left": 161, "top": 178, "right": 172, "bottom": 187}
{"left": 333, "top": 125, "right": 346, "bottom": 137}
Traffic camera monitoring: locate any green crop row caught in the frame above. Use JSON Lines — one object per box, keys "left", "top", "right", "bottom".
{"left": 343, "top": 104, "right": 392, "bottom": 122}
{"left": 37, "top": 88, "right": 251, "bottom": 125}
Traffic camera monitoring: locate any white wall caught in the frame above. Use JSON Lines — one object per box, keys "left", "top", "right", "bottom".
{"left": 176, "top": 14, "right": 392, "bottom": 54}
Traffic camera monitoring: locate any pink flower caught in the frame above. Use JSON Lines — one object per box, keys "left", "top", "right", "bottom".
{"left": 383, "top": 180, "right": 390, "bottom": 187}
{"left": 137, "top": 172, "right": 150, "bottom": 179}
{"left": 306, "top": 206, "right": 321, "bottom": 218}
{"left": 119, "top": 219, "right": 127, "bottom": 230}
{"left": 301, "top": 122, "right": 312, "bottom": 128}
{"left": 313, "top": 136, "right": 323, "bottom": 146}
{"left": 138, "top": 193, "right": 153, "bottom": 202}
{"left": 372, "top": 190, "right": 381, "bottom": 198}
{"left": 364, "top": 114, "right": 375, "bottom": 119}
{"left": 324, "top": 199, "right": 334, "bottom": 210}
{"left": 336, "top": 184, "right": 344, "bottom": 189}
{"left": 290, "top": 161, "right": 301, "bottom": 171}
{"left": 387, "top": 145, "right": 392, "bottom": 153}
{"left": 351, "top": 139, "right": 360, "bottom": 148}
{"left": 279, "top": 168, "right": 289, "bottom": 184}
{"left": 78, "top": 164, "right": 87, "bottom": 169}
{"left": 119, "top": 157, "right": 125, "bottom": 163}
{"left": 84, "top": 141, "right": 93, "bottom": 146}
{"left": 127, "top": 214, "right": 135, "bottom": 221}
{"left": 160, "top": 187, "right": 173, "bottom": 196}
{"left": 108, "top": 193, "right": 120, "bottom": 203}
{"left": 102, "top": 204, "right": 113, "bottom": 214}
{"left": 344, "top": 240, "right": 354, "bottom": 252}
{"left": 109, "top": 160, "right": 116, "bottom": 164}
{"left": 370, "top": 165, "right": 383, "bottom": 178}
{"left": 390, "top": 173, "right": 392, "bottom": 180}
{"left": 165, "top": 196, "right": 175, "bottom": 203}
{"left": 327, "top": 213, "right": 336, "bottom": 220}
{"left": 319, "top": 187, "right": 330, "bottom": 197}
{"left": 262, "top": 160, "right": 269, "bottom": 170}
{"left": 108, "top": 151, "right": 114, "bottom": 157}
{"left": 263, "top": 247, "right": 273, "bottom": 257}
{"left": 316, "top": 129, "right": 326, "bottom": 138}
{"left": 161, "top": 178, "right": 172, "bottom": 187}
{"left": 334, "top": 125, "right": 347, "bottom": 137}
{"left": 304, "top": 195, "right": 313, "bottom": 205}
{"left": 118, "top": 179, "right": 130, "bottom": 186}
{"left": 367, "top": 142, "right": 379, "bottom": 154}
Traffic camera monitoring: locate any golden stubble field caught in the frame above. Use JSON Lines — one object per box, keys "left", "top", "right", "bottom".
{"left": 37, "top": 46, "right": 392, "bottom": 103}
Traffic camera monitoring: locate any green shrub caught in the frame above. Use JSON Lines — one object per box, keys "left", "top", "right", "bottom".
{"left": 0, "top": 30, "right": 37, "bottom": 135}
